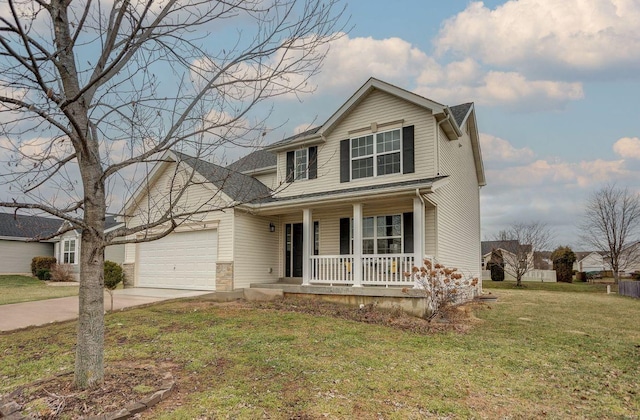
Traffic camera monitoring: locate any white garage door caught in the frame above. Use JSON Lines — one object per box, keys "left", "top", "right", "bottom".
{"left": 137, "top": 229, "right": 217, "bottom": 290}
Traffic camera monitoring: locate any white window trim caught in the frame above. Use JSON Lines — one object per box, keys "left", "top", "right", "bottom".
{"left": 350, "top": 127, "right": 402, "bottom": 180}
{"left": 350, "top": 214, "right": 404, "bottom": 255}
{"left": 294, "top": 149, "right": 309, "bottom": 180}
{"left": 62, "top": 238, "right": 78, "bottom": 265}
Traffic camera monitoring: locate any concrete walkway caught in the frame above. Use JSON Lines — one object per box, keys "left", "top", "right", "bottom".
{"left": 0, "top": 288, "right": 212, "bottom": 332}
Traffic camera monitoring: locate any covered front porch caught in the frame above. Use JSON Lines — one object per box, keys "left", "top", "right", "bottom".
{"left": 255, "top": 184, "right": 438, "bottom": 288}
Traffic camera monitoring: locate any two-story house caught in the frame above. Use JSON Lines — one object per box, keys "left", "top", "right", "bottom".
{"left": 121, "top": 78, "right": 485, "bottom": 292}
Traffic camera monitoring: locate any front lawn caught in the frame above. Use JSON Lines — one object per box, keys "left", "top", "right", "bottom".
{"left": 1, "top": 290, "right": 638, "bottom": 418}
{"left": 483, "top": 279, "right": 617, "bottom": 293}
{"left": 0, "top": 275, "right": 79, "bottom": 305}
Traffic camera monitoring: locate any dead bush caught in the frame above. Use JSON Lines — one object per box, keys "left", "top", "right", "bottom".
{"left": 49, "top": 264, "right": 76, "bottom": 282}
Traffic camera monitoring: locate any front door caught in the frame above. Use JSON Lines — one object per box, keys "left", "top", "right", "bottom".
{"left": 285, "top": 223, "right": 303, "bottom": 277}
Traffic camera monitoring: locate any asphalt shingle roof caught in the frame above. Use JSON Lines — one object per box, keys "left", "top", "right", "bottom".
{"left": 0, "top": 212, "right": 62, "bottom": 239}
{"left": 175, "top": 152, "right": 273, "bottom": 204}
{"left": 266, "top": 126, "right": 322, "bottom": 150}
{"left": 450, "top": 103, "right": 473, "bottom": 127}
{"left": 226, "top": 150, "right": 276, "bottom": 173}
{"left": 481, "top": 240, "right": 531, "bottom": 256}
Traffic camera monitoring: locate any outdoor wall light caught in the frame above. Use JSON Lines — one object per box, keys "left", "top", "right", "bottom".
{"left": 269, "top": 222, "right": 276, "bottom": 232}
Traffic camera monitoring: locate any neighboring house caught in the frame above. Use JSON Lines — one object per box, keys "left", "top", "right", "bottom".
{"left": 573, "top": 251, "right": 610, "bottom": 273}
{"left": 0, "top": 212, "right": 61, "bottom": 275}
{"left": 481, "top": 240, "right": 533, "bottom": 270}
{"left": 53, "top": 216, "right": 125, "bottom": 280}
{"left": 122, "top": 77, "right": 485, "bottom": 291}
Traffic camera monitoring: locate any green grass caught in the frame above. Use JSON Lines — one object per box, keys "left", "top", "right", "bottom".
{"left": 1, "top": 291, "right": 639, "bottom": 419}
{"left": 482, "top": 279, "right": 617, "bottom": 293}
{"left": 0, "top": 275, "right": 79, "bottom": 305}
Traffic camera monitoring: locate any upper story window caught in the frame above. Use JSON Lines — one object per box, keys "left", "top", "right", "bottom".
{"left": 340, "top": 125, "right": 414, "bottom": 183}
{"left": 295, "top": 149, "right": 308, "bottom": 180}
{"left": 351, "top": 128, "right": 402, "bottom": 180}
{"left": 63, "top": 238, "right": 77, "bottom": 264}
{"left": 286, "top": 146, "right": 317, "bottom": 182}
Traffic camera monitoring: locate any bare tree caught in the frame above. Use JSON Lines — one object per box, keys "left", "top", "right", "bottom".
{"left": 494, "top": 222, "right": 552, "bottom": 287}
{"left": 580, "top": 184, "right": 640, "bottom": 283}
{"left": 0, "top": 0, "right": 346, "bottom": 388}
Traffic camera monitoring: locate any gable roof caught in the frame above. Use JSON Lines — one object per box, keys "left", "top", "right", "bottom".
{"left": 0, "top": 212, "right": 62, "bottom": 240}
{"left": 175, "top": 152, "right": 273, "bottom": 203}
{"left": 481, "top": 240, "right": 532, "bottom": 256}
{"left": 266, "top": 78, "right": 466, "bottom": 152}
{"left": 226, "top": 149, "right": 277, "bottom": 173}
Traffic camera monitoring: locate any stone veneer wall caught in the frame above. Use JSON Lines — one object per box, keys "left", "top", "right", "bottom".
{"left": 122, "top": 263, "right": 135, "bottom": 288}
{"left": 216, "top": 262, "right": 234, "bottom": 291}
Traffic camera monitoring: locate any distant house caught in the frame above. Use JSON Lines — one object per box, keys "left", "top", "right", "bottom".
{"left": 52, "top": 216, "right": 125, "bottom": 280}
{"left": 0, "top": 212, "right": 61, "bottom": 275}
{"left": 572, "top": 251, "right": 610, "bottom": 273}
{"left": 481, "top": 240, "right": 533, "bottom": 273}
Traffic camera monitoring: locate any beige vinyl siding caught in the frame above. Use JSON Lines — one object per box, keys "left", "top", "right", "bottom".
{"left": 275, "top": 89, "right": 437, "bottom": 198}
{"left": 105, "top": 244, "right": 125, "bottom": 264}
{"left": 232, "top": 212, "right": 279, "bottom": 288}
{"left": 124, "top": 160, "right": 235, "bottom": 266}
{"left": 430, "top": 126, "right": 482, "bottom": 279}
{"left": 0, "top": 240, "right": 54, "bottom": 274}
{"left": 253, "top": 171, "right": 278, "bottom": 190}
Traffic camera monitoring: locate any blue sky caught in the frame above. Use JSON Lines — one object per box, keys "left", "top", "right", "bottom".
{"left": 258, "top": 0, "right": 640, "bottom": 249}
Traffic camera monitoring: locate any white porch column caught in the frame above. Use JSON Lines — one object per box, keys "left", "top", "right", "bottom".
{"left": 413, "top": 196, "right": 425, "bottom": 268}
{"left": 352, "top": 203, "right": 363, "bottom": 287}
{"left": 302, "top": 208, "right": 313, "bottom": 286}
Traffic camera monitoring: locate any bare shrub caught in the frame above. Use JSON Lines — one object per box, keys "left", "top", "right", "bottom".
{"left": 50, "top": 264, "right": 76, "bottom": 283}
{"left": 404, "top": 260, "right": 478, "bottom": 321}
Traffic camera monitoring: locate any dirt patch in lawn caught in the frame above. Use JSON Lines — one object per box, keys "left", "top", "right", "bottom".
{"left": 2, "top": 361, "right": 175, "bottom": 419}
{"left": 2, "top": 298, "right": 480, "bottom": 418}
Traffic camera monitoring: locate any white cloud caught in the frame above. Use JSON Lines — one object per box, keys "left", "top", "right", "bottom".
{"left": 283, "top": 35, "right": 585, "bottom": 110}
{"left": 480, "top": 133, "right": 535, "bottom": 163}
{"left": 480, "top": 134, "right": 640, "bottom": 247}
{"left": 435, "top": 0, "right": 640, "bottom": 79}
{"left": 418, "top": 70, "right": 584, "bottom": 110}
{"left": 613, "top": 137, "right": 640, "bottom": 159}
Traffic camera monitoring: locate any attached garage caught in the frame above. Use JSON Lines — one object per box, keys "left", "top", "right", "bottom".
{"left": 136, "top": 229, "right": 217, "bottom": 290}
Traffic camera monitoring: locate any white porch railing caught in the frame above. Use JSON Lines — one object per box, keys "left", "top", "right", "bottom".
{"left": 310, "top": 254, "right": 421, "bottom": 287}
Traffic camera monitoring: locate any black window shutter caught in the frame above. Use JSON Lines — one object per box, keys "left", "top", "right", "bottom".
{"left": 340, "top": 139, "right": 350, "bottom": 183}
{"left": 403, "top": 212, "right": 414, "bottom": 253}
{"left": 286, "top": 151, "right": 294, "bottom": 182}
{"left": 309, "top": 146, "right": 317, "bottom": 179}
{"left": 402, "top": 125, "right": 415, "bottom": 174}
{"left": 313, "top": 221, "right": 319, "bottom": 255}
{"left": 339, "top": 218, "right": 350, "bottom": 255}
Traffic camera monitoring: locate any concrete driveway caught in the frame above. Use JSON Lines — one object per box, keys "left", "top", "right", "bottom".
{"left": 0, "top": 288, "right": 212, "bottom": 332}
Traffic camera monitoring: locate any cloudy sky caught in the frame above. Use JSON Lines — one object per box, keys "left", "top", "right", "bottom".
{"left": 258, "top": 0, "right": 640, "bottom": 249}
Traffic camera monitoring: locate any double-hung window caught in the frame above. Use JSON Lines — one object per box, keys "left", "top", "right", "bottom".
{"left": 63, "top": 239, "right": 77, "bottom": 264}
{"left": 363, "top": 215, "right": 402, "bottom": 254}
{"left": 351, "top": 128, "right": 401, "bottom": 180}
{"left": 295, "top": 149, "right": 308, "bottom": 180}
{"left": 286, "top": 146, "right": 317, "bottom": 182}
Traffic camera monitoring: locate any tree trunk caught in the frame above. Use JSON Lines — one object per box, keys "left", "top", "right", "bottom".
{"left": 516, "top": 275, "right": 523, "bottom": 287}
{"left": 75, "top": 215, "right": 106, "bottom": 389}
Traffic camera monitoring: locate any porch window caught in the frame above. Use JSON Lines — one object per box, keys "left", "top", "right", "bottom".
{"left": 363, "top": 215, "right": 402, "bottom": 254}
{"left": 351, "top": 128, "right": 401, "bottom": 180}
{"left": 63, "top": 239, "right": 77, "bottom": 264}
{"left": 345, "top": 214, "right": 404, "bottom": 254}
